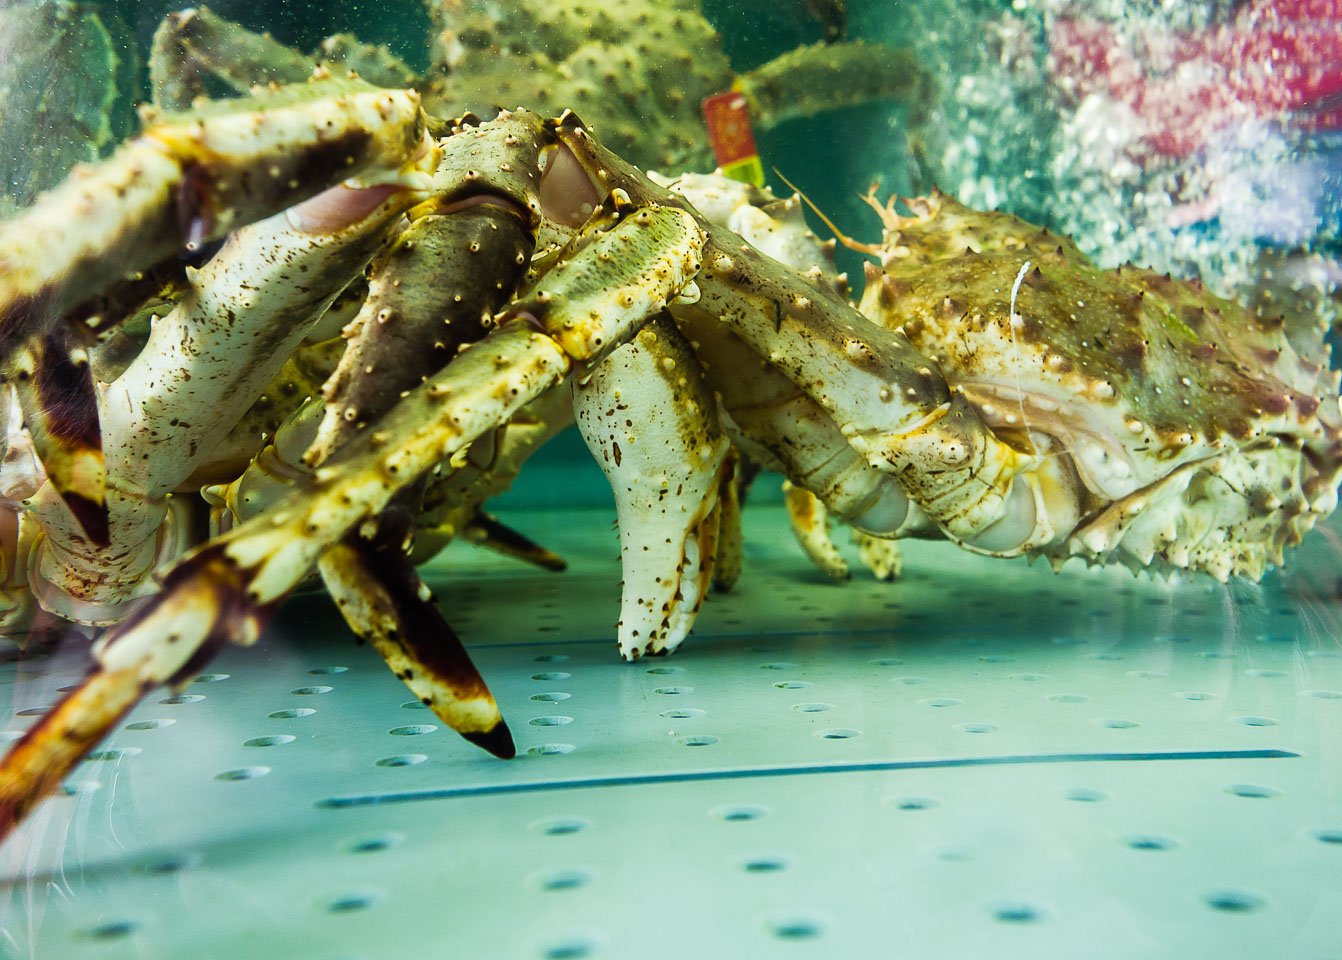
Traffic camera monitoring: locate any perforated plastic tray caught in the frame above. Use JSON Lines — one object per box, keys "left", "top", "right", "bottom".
{"left": 1, "top": 503, "right": 1339, "bottom": 960}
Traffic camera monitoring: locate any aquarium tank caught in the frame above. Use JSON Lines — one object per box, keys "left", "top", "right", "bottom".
{"left": 0, "top": 0, "right": 1338, "bottom": 957}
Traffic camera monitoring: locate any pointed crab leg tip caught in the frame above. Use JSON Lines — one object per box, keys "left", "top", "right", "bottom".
{"left": 462, "top": 720, "right": 516, "bottom": 759}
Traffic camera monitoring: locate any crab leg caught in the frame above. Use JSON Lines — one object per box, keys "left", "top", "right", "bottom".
{"left": 555, "top": 120, "right": 1055, "bottom": 550}
{"left": 573, "top": 316, "right": 729, "bottom": 659}
{"left": 0, "top": 77, "right": 426, "bottom": 360}
{"left": 0, "top": 197, "right": 704, "bottom": 835}
{"left": 7, "top": 325, "right": 107, "bottom": 545}
{"left": 300, "top": 112, "right": 555, "bottom": 754}
{"left": 26, "top": 178, "right": 420, "bottom": 625}
{"left": 412, "top": 386, "right": 575, "bottom": 569}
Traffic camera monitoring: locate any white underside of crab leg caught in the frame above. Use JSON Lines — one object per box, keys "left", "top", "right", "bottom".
{"left": 27, "top": 183, "right": 416, "bottom": 623}
{"left": 573, "top": 316, "right": 728, "bottom": 660}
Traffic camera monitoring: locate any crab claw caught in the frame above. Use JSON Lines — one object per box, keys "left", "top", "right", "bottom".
{"left": 319, "top": 543, "right": 514, "bottom": 758}
{"left": 573, "top": 316, "right": 729, "bottom": 660}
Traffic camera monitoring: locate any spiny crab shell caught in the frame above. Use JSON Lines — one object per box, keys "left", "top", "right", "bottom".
{"left": 859, "top": 189, "right": 1342, "bottom": 580}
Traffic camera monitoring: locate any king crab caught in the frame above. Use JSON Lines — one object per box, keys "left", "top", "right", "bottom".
{"left": 0, "top": 69, "right": 1338, "bottom": 838}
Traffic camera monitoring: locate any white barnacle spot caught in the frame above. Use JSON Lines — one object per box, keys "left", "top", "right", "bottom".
{"left": 661, "top": 357, "right": 675, "bottom": 371}
{"left": 376, "top": 309, "right": 392, "bottom": 323}
{"left": 1094, "top": 381, "right": 1115, "bottom": 399}
{"left": 878, "top": 387, "right": 893, "bottom": 402}
{"left": 1125, "top": 418, "right": 1145, "bottom": 435}
{"left": 1180, "top": 376, "right": 1192, "bottom": 387}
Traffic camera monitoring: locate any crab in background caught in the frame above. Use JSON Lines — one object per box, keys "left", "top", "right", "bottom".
{"left": 0, "top": 6, "right": 1338, "bottom": 841}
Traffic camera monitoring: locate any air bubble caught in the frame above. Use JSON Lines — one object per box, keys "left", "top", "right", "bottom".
{"left": 160, "top": 694, "right": 205, "bottom": 704}
{"left": 1098, "top": 719, "right": 1139, "bottom": 729}
{"left": 921, "top": 698, "right": 963, "bottom": 708}
{"left": 291, "top": 685, "right": 333, "bottom": 695}
{"left": 216, "top": 766, "right": 269, "bottom": 781}
{"left": 401, "top": 699, "right": 431, "bottom": 710}
{"left": 308, "top": 666, "right": 348, "bottom": 675}
{"left": 660, "top": 708, "right": 705, "bottom": 719}
{"left": 678, "top": 735, "right": 718, "bottom": 746}
{"left": 653, "top": 686, "right": 692, "bottom": 695}
{"left": 774, "top": 681, "right": 811, "bottom": 690}
{"left": 531, "top": 692, "right": 572, "bottom": 702}
{"left": 245, "top": 735, "right": 295, "bottom": 747}
{"left": 816, "top": 728, "right": 860, "bottom": 739}
{"left": 376, "top": 754, "right": 427, "bottom": 767}
{"left": 532, "top": 672, "right": 571, "bottom": 681}
{"left": 533, "top": 654, "right": 570, "bottom": 663}
{"left": 792, "top": 702, "right": 833, "bottom": 713}
{"left": 1233, "top": 716, "right": 1278, "bottom": 727}
{"left": 193, "top": 674, "right": 229, "bottom": 683}
{"left": 646, "top": 666, "right": 682, "bottom": 675}
{"left": 270, "top": 708, "right": 315, "bottom": 719}
{"left": 742, "top": 855, "right": 789, "bottom": 872}
{"left": 527, "top": 743, "right": 576, "bottom": 756}
{"left": 529, "top": 716, "right": 573, "bottom": 726}
{"left": 124, "top": 719, "right": 175, "bottom": 731}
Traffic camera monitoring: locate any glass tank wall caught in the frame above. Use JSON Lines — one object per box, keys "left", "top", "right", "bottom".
{"left": 0, "top": 1, "right": 1339, "bottom": 958}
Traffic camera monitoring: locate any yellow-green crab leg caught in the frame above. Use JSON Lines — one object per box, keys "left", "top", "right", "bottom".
{"left": 0, "top": 77, "right": 425, "bottom": 359}
{"left": 555, "top": 119, "right": 1036, "bottom": 548}
{"left": 0, "top": 197, "right": 704, "bottom": 837}
{"left": 26, "top": 178, "right": 419, "bottom": 625}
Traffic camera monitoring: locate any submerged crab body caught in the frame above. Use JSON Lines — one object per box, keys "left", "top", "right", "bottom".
{"left": 859, "top": 190, "right": 1342, "bottom": 580}
{"left": 0, "top": 67, "right": 1337, "bottom": 842}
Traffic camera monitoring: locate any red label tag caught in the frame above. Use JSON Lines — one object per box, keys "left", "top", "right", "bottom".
{"left": 702, "top": 91, "right": 759, "bottom": 166}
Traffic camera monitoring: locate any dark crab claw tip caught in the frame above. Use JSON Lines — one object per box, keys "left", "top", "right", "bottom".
{"left": 462, "top": 720, "right": 516, "bottom": 760}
